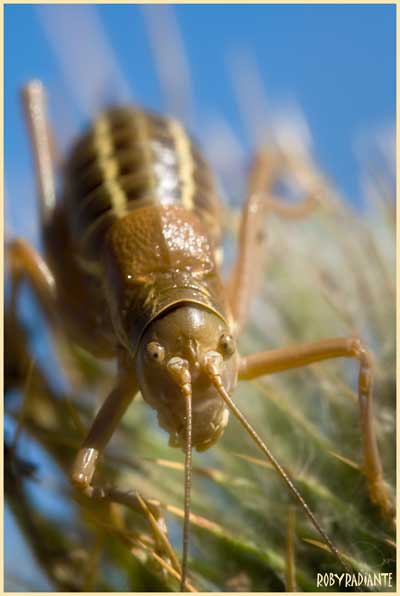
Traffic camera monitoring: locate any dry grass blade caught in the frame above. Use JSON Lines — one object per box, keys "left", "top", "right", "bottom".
{"left": 136, "top": 540, "right": 198, "bottom": 593}
{"left": 136, "top": 493, "right": 182, "bottom": 574}
{"left": 329, "top": 451, "right": 360, "bottom": 470}
{"left": 285, "top": 506, "right": 296, "bottom": 592}
{"left": 165, "top": 504, "right": 225, "bottom": 536}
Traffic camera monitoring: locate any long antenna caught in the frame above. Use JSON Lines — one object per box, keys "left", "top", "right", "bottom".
{"left": 181, "top": 384, "right": 193, "bottom": 592}
{"left": 166, "top": 357, "right": 193, "bottom": 592}
{"left": 204, "top": 352, "right": 353, "bottom": 576}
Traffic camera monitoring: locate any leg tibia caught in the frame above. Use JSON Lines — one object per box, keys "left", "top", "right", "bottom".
{"left": 239, "top": 337, "right": 394, "bottom": 519}
{"left": 71, "top": 370, "right": 137, "bottom": 489}
{"left": 227, "top": 145, "right": 324, "bottom": 334}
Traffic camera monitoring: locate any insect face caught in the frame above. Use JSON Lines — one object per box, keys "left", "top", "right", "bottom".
{"left": 135, "top": 304, "right": 238, "bottom": 451}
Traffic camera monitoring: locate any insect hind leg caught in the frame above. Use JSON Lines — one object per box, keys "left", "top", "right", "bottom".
{"left": 227, "top": 146, "right": 326, "bottom": 335}
{"left": 238, "top": 337, "right": 394, "bottom": 520}
{"left": 21, "top": 80, "right": 57, "bottom": 227}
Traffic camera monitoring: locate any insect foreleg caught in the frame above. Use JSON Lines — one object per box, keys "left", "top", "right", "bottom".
{"left": 238, "top": 337, "right": 394, "bottom": 520}
{"left": 227, "top": 147, "right": 323, "bottom": 334}
{"left": 71, "top": 366, "right": 138, "bottom": 491}
{"left": 71, "top": 368, "right": 182, "bottom": 583}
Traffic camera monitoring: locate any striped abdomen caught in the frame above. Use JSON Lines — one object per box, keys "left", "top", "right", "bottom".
{"left": 63, "top": 107, "right": 221, "bottom": 262}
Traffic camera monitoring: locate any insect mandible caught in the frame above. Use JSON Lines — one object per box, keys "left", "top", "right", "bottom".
{"left": 7, "top": 80, "right": 393, "bottom": 591}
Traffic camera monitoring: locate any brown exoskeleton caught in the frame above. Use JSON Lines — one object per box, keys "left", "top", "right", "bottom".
{"left": 7, "top": 80, "right": 393, "bottom": 591}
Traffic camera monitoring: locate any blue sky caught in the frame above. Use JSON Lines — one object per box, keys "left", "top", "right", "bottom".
{"left": 4, "top": 3, "right": 396, "bottom": 590}
{"left": 5, "top": 3, "right": 396, "bottom": 237}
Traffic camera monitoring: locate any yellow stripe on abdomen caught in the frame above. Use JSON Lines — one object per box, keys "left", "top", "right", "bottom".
{"left": 167, "top": 118, "right": 195, "bottom": 210}
{"left": 93, "top": 115, "right": 128, "bottom": 218}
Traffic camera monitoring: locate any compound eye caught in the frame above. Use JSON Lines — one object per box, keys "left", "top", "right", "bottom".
{"left": 218, "top": 333, "right": 235, "bottom": 357}
{"left": 147, "top": 341, "right": 166, "bottom": 363}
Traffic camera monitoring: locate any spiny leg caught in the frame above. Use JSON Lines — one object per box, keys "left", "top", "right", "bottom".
{"left": 227, "top": 147, "right": 326, "bottom": 335}
{"left": 239, "top": 337, "right": 394, "bottom": 519}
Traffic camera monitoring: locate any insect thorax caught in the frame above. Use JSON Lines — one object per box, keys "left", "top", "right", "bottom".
{"left": 101, "top": 204, "right": 229, "bottom": 356}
